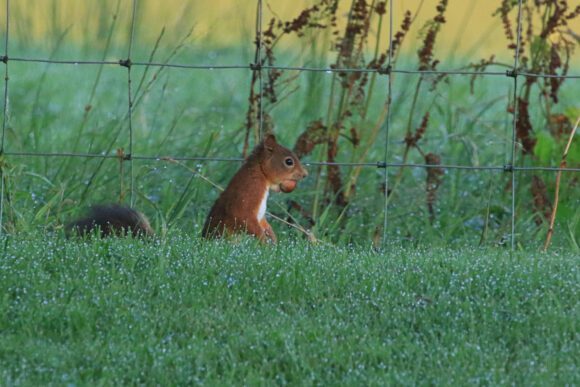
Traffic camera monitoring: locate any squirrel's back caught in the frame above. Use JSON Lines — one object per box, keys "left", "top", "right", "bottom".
{"left": 66, "top": 204, "right": 154, "bottom": 238}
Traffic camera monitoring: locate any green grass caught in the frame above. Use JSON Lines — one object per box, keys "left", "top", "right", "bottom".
{"left": 0, "top": 233, "right": 578, "bottom": 385}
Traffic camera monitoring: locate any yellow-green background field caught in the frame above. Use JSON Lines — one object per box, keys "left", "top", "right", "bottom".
{"left": 12, "top": 1, "right": 580, "bottom": 59}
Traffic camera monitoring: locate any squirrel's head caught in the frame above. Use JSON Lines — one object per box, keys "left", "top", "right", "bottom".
{"left": 257, "top": 134, "right": 308, "bottom": 193}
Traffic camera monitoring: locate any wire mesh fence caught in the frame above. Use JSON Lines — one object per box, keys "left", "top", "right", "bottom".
{"left": 0, "top": 0, "right": 578, "bottom": 248}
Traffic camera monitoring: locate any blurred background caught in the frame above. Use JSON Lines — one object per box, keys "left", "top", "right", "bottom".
{"left": 12, "top": 1, "right": 563, "bottom": 60}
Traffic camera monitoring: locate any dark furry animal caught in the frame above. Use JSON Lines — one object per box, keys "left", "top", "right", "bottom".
{"left": 66, "top": 204, "right": 154, "bottom": 238}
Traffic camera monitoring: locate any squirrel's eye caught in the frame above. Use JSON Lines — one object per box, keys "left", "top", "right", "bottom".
{"left": 284, "top": 157, "right": 294, "bottom": 167}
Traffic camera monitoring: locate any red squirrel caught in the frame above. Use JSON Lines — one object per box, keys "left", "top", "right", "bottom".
{"left": 67, "top": 134, "right": 307, "bottom": 242}
{"left": 202, "top": 134, "right": 307, "bottom": 242}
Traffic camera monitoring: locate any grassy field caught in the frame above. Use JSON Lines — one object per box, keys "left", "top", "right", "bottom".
{"left": 0, "top": 2, "right": 578, "bottom": 385}
{"left": 0, "top": 233, "right": 578, "bottom": 385}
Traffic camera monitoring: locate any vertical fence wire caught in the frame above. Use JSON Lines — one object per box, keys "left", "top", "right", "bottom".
{"left": 381, "top": 0, "right": 394, "bottom": 247}
{"left": 509, "top": 0, "right": 525, "bottom": 251}
{"left": 125, "top": 0, "right": 138, "bottom": 207}
{"left": 0, "top": 0, "right": 9, "bottom": 235}
{"left": 255, "top": 0, "right": 264, "bottom": 141}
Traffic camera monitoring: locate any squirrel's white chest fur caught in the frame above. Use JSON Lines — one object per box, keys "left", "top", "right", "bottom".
{"left": 257, "top": 189, "right": 269, "bottom": 222}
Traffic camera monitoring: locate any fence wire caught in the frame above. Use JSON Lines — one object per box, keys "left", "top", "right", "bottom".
{"left": 509, "top": 0, "right": 525, "bottom": 251}
{"left": 0, "top": 1, "right": 578, "bottom": 248}
{"left": 0, "top": 0, "right": 8, "bottom": 233}
{"left": 125, "top": 0, "right": 138, "bottom": 207}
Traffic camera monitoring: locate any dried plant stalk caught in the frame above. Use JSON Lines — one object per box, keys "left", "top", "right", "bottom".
{"left": 543, "top": 117, "right": 579, "bottom": 251}
{"left": 516, "top": 98, "right": 537, "bottom": 155}
{"left": 293, "top": 120, "right": 328, "bottom": 158}
{"left": 531, "top": 175, "right": 552, "bottom": 226}
{"left": 117, "top": 148, "right": 126, "bottom": 203}
{"left": 425, "top": 153, "right": 444, "bottom": 224}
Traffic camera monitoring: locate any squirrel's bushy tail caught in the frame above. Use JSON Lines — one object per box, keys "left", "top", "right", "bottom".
{"left": 66, "top": 204, "right": 154, "bottom": 238}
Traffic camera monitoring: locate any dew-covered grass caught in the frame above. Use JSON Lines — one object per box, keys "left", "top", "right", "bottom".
{"left": 0, "top": 233, "right": 577, "bottom": 385}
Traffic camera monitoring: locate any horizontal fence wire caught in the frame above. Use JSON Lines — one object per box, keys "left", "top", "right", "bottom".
{"left": 0, "top": 0, "right": 578, "bottom": 246}
{"left": 3, "top": 151, "right": 580, "bottom": 172}
{"left": 4, "top": 56, "right": 580, "bottom": 78}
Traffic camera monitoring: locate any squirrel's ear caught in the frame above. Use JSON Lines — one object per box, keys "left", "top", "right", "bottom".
{"left": 263, "top": 134, "right": 277, "bottom": 151}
